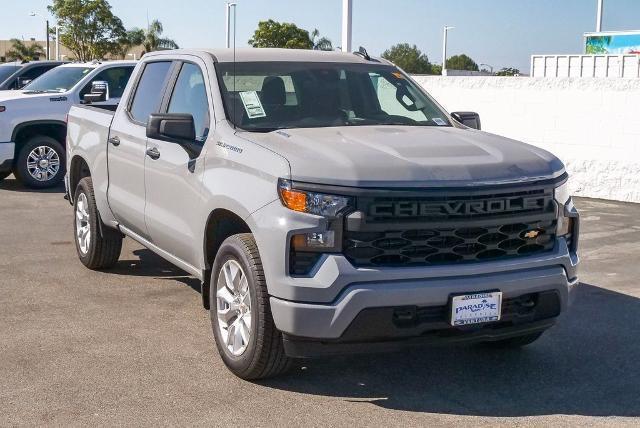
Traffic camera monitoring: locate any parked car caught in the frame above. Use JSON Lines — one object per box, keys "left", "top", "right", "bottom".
{"left": 0, "top": 61, "right": 135, "bottom": 186}
{"left": 65, "top": 49, "right": 579, "bottom": 380}
{"left": 0, "top": 61, "right": 66, "bottom": 91}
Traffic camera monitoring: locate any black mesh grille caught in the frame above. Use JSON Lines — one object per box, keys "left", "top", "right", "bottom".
{"left": 343, "top": 188, "right": 557, "bottom": 268}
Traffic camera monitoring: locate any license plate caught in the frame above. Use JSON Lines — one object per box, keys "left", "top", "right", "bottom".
{"left": 450, "top": 292, "right": 502, "bottom": 326}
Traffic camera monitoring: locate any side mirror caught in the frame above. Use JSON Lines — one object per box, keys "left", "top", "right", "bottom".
{"left": 451, "top": 111, "right": 481, "bottom": 130}
{"left": 17, "top": 78, "right": 32, "bottom": 89}
{"left": 82, "top": 80, "right": 109, "bottom": 104}
{"left": 147, "top": 113, "right": 200, "bottom": 158}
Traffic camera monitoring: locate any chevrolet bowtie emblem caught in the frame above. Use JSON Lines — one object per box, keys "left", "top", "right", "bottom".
{"left": 523, "top": 230, "right": 540, "bottom": 239}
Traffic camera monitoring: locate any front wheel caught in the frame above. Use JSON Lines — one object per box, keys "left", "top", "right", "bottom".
{"left": 74, "top": 177, "right": 123, "bottom": 269}
{"left": 14, "top": 135, "right": 65, "bottom": 189}
{"left": 210, "top": 233, "right": 292, "bottom": 380}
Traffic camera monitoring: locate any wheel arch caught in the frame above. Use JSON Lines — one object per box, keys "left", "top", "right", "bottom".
{"left": 12, "top": 120, "right": 67, "bottom": 152}
{"left": 201, "top": 208, "right": 252, "bottom": 309}
{"left": 68, "top": 155, "right": 92, "bottom": 204}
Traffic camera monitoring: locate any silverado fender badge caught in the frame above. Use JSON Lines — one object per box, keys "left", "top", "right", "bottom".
{"left": 49, "top": 96, "right": 67, "bottom": 102}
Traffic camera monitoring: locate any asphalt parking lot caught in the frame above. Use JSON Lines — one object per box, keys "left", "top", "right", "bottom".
{"left": 1, "top": 175, "right": 639, "bottom": 427}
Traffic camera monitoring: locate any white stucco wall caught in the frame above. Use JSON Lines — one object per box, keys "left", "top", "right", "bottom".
{"left": 413, "top": 76, "right": 640, "bottom": 203}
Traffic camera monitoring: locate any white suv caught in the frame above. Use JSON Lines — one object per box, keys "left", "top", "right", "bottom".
{"left": 0, "top": 61, "right": 135, "bottom": 187}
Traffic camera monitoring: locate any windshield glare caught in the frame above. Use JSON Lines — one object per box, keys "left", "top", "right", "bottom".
{"left": 216, "top": 62, "right": 450, "bottom": 132}
{"left": 23, "top": 66, "right": 93, "bottom": 93}
{"left": 0, "top": 65, "right": 20, "bottom": 83}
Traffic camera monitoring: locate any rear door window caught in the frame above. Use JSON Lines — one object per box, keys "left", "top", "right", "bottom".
{"left": 129, "top": 61, "right": 172, "bottom": 124}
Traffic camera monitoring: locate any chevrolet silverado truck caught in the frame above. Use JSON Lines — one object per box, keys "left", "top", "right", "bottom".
{"left": 65, "top": 49, "right": 579, "bottom": 380}
{"left": 0, "top": 61, "right": 135, "bottom": 187}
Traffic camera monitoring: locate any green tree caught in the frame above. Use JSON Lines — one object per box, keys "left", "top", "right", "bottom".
{"left": 446, "top": 54, "right": 479, "bottom": 71}
{"left": 115, "top": 28, "right": 145, "bottom": 59}
{"left": 248, "top": 20, "right": 313, "bottom": 49}
{"left": 5, "top": 39, "right": 45, "bottom": 61}
{"left": 495, "top": 67, "right": 520, "bottom": 76}
{"left": 142, "top": 20, "right": 179, "bottom": 54}
{"left": 48, "top": 0, "right": 126, "bottom": 61}
{"left": 381, "top": 43, "right": 433, "bottom": 74}
{"left": 310, "top": 29, "right": 332, "bottom": 51}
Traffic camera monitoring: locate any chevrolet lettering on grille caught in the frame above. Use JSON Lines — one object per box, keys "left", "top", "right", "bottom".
{"left": 370, "top": 195, "right": 552, "bottom": 218}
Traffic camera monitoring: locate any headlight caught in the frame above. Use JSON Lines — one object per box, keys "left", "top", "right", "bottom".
{"left": 278, "top": 178, "right": 352, "bottom": 217}
{"left": 554, "top": 180, "right": 571, "bottom": 205}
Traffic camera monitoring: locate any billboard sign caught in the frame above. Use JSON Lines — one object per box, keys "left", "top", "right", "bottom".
{"left": 585, "top": 31, "right": 640, "bottom": 55}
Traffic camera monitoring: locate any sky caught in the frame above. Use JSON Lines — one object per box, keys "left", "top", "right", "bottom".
{"left": 2, "top": 0, "right": 640, "bottom": 73}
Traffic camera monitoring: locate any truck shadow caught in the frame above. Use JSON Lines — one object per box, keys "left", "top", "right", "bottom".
{"left": 0, "top": 176, "right": 65, "bottom": 193}
{"left": 261, "top": 283, "right": 640, "bottom": 417}
{"left": 109, "top": 248, "right": 201, "bottom": 293}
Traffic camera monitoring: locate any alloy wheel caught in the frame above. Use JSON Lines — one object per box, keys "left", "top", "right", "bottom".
{"left": 26, "top": 145, "right": 60, "bottom": 182}
{"left": 75, "top": 193, "right": 91, "bottom": 255}
{"left": 216, "top": 259, "right": 252, "bottom": 356}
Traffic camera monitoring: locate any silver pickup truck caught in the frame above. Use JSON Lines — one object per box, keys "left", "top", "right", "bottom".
{"left": 65, "top": 48, "right": 579, "bottom": 379}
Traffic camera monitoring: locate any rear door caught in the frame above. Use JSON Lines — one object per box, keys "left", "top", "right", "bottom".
{"left": 107, "top": 60, "right": 173, "bottom": 238}
{"left": 143, "top": 58, "right": 213, "bottom": 267}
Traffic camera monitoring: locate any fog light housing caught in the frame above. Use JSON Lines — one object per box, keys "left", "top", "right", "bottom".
{"left": 292, "top": 231, "right": 336, "bottom": 250}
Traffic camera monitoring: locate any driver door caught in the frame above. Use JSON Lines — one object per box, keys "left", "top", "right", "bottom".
{"left": 144, "top": 59, "right": 213, "bottom": 268}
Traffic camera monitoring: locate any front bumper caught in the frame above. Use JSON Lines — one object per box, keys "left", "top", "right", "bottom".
{"left": 271, "top": 264, "right": 576, "bottom": 340}
{"left": 0, "top": 142, "right": 15, "bottom": 173}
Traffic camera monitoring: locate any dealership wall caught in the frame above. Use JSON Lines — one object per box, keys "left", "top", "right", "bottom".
{"left": 413, "top": 76, "right": 640, "bottom": 203}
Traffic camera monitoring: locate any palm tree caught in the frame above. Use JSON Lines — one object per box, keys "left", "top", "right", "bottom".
{"left": 5, "top": 39, "right": 45, "bottom": 61}
{"left": 142, "top": 20, "right": 179, "bottom": 54}
{"left": 310, "top": 29, "right": 332, "bottom": 51}
{"left": 115, "top": 28, "right": 145, "bottom": 59}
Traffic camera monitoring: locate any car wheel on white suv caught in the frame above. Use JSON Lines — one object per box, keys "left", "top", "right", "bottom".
{"left": 14, "top": 135, "right": 65, "bottom": 189}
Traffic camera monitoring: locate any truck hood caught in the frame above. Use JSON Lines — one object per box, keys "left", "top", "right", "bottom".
{"left": 241, "top": 126, "right": 565, "bottom": 188}
{"left": 0, "top": 90, "right": 67, "bottom": 103}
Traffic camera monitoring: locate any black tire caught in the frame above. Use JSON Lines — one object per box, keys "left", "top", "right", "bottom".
{"left": 73, "top": 177, "right": 123, "bottom": 270}
{"left": 483, "top": 331, "right": 544, "bottom": 348}
{"left": 14, "top": 135, "right": 65, "bottom": 189}
{"left": 210, "top": 233, "right": 292, "bottom": 380}
{"left": 0, "top": 171, "right": 11, "bottom": 181}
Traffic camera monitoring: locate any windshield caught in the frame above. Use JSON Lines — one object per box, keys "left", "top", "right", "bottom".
{"left": 23, "top": 66, "right": 93, "bottom": 93}
{"left": 0, "top": 65, "right": 20, "bottom": 83}
{"left": 216, "top": 61, "right": 450, "bottom": 132}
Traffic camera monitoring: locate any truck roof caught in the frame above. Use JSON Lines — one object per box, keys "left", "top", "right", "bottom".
{"left": 144, "top": 48, "right": 388, "bottom": 65}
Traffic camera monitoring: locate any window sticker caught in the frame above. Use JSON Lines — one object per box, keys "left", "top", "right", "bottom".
{"left": 239, "top": 91, "right": 266, "bottom": 119}
{"left": 432, "top": 117, "right": 447, "bottom": 126}
{"left": 392, "top": 71, "right": 405, "bottom": 79}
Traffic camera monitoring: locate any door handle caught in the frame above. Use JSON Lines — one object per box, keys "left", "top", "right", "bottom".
{"left": 146, "top": 147, "right": 160, "bottom": 160}
{"left": 108, "top": 136, "right": 120, "bottom": 146}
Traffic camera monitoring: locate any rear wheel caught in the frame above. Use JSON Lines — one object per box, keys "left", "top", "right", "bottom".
{"left": 210, "top": 233, "right": 292, "bottom": 380}
{"left": 14, "top": 136, "right": 65, "bottom": 189}
{"left": 483, "top": 331, "right": 544, "bottom": 348}
{"left": 74, "top": 177, "right": 123, "bottom": 269}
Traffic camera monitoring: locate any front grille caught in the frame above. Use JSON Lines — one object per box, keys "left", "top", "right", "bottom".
{"left": 343, "top": 187, "right": 557, "bottom": 268}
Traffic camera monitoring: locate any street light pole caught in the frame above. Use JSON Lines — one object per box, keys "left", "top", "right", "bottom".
{"left": 342, "top": 0, "right": 352, "bottom": 52}
{"left": 225, "top": 2, "right": 237, "bottom": 49}
{"left": 442, "top": 26, "right": 454, "bottom": 76}
{"left": 596, "top": 0, "right": 604, "bottom": 32}
{"left": 55, "top": 25, "right": 60, "bottom": 61}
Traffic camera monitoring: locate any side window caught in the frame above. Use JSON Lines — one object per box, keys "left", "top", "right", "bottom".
{"left": 129, "top": 62, "right": 172, "bottom": 124}
{"left": 81, "top": 66, "right": 134, "bottom": 98}
{"left": 167, "top": 63, "right": 210, "bottom": 142}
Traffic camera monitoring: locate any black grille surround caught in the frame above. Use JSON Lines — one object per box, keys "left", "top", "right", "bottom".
{"left": 343, "top": 187, "right": 558, "bottom": 268}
